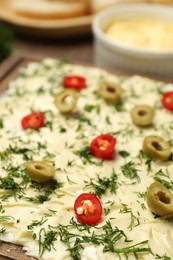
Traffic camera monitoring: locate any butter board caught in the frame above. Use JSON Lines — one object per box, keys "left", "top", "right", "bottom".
{"left": 0, "top": 53, "right": 173, "bottom": 260}
{"left": 0, "top": 53, "right": 45, "bottom": 260}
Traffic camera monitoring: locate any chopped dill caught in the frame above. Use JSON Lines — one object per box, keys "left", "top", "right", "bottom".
{"left": 121, "top": 161, "right": 140, "bottom": 183}
{"left": 75, "top": 146, "right": 103, "bottom": 166}
{"left": 84, "top": 168, "right": 118, "bottom": 197}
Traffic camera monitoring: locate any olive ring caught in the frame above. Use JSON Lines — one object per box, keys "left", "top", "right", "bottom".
{"left": 131, "top": 105, "right": 154, "bottom": 127}
{"left": 54, "top": 89, "right": 77, "bottom": 113}
{"left": 147, "top": 182, "right": 173, "bottom": 217}
{"left": 100, "top": 80, "right": 122, "bottom": 103}
{"left": 142, "top": 135, "right": 171, "bottom": 161}
{"left": 26, "top": 160, "right": 56, "bottom": 183}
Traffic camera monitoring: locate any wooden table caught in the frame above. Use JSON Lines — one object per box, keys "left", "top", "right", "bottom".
{"left": 13, "top": 34, "right": 94, "bottom": 64}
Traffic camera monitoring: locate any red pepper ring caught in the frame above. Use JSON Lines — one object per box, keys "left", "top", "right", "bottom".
{"left": 63, "top": 75, "right": 86, "bottom": 91}
{"left": 90, "top": 134, "right": 116, "bottom": 160}
{"left": 74, "top": 193, "right": 102, "bottom": 225}
{"left": 21, "top": 112, "right": 44, "bottom": 130}
{"left": 161, "top": 91, "right": 173, "bottom": 111}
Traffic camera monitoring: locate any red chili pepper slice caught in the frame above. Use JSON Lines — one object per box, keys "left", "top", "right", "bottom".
{"left": 21, "top": 112, "right": 44, "bottom": 130}
{"left": 74, "top": 193, "right": 102, "bottom": 225}
{"left": 161, "top": 91, "right": 173, "bottom": 111}
{"left": 90, "top": 134, "right": 116, "bottom": 160}
{"left": 63, "top": 75, "right": 86, "bottom": 91}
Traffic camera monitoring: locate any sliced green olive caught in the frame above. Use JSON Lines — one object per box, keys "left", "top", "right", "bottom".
{"left": 54, "top": 89, "right": 77, "bottom": 113}
{"left": 131, "top": 105, "right": 154, "bottom": 126}
{"left": 26, "top": 161, "right": 55, "bottom": 183}
{"left": 100, "top": 80, "right": 122, "bottom": 103}
{"left": 142, "top": 135, "right": 171, "bottom": 161}
{"left": 147, "top": 182, "right": 173, "bottom": 217}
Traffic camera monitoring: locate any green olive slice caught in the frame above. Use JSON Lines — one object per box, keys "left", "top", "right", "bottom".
{"left": 142, "top": 135, "right": 171, "bottom": 161}
{"left": 147, "top": 182, "right": 173, "bottom": 217}
{"left": 54, "top": 89, "right": 77, "bottom": 113}
{"left": 131, "top": 105, "right": 154, "bottom": 126}
{"left": 26, "top": 161, "right": 55, "bottom": 183}
{"left": 100, "top": 80, "right": 122, "bottom": 103}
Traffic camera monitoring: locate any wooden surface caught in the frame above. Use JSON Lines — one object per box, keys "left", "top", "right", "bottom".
{"left": 0, "top": 0, "right": 92, "bottom": 38}
{"left": 0, "top": 33, "right": 94, "bottom": 88}
{"left": 0, "top": 33, "right": 94, "bottom": 90}
{"left": 13, "top": 33, "right": 94, "bottom": 63}
{"left": 0, "top": 241, "right": 36, "bottom": 260}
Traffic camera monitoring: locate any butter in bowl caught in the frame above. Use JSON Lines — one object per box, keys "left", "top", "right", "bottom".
{"left": 92, "top": 3, "right": 173, "bottom": 79}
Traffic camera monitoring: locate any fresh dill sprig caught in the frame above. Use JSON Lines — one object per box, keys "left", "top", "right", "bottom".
{"left": 113, "top": 102, "right": 125, "bottom": 112}
{"left": 121, "top": 161, "right": 140, "bottom": 183}
{"left": 155, "top": 253, "right": 171, "bottom": 260}
{"left": 53, "top": 218, "right": 151, "bottom": 259}
{"left": 75, "top": 146, "right": 103, "bottom": 166}
{"left": 27, "top": 217, "right": 48, "bottom": 231}
{"left": 0, "top": 216, "right": 14, "bottom": 223}
{"left": 0, "top": 118, "right": 4, "bottom": 129}
{"left": 24, "top": 179, "right": 64, "bottom": 204}
{"left": 120, "top": 204, "right": 140, "bottom": 231}
{"left": 0, "top": 176, "right": 20, "bottom": 190}
{"left": 75, "top": 114, "right": 92, "bottom": 131}
{"left": 119, "top": 150, "right": 130, "bottom": 158}
{"left": 38, "top": 228, "right": 57, "bottom": 256}
{"left": 29, "top": 217, "right": 151, "bottom": 259}
{"left": 137, "top": 150, "right": 153, "bottom": 173}
{"left": 84, "top": 168, "right": 118, "bottom": 197}
{"left": 153, "top": 169, "right": 173, "bottom": 190}
{"left": 153, "top": 176, "right": 173, "bottom": 190}
{"left": 84, "top": 104, "right": 100, "bottom": 114}
{"left": 0, "top": 144, "right": 33, "bottom": 162}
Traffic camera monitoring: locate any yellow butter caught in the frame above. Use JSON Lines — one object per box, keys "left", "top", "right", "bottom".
{"left": 105, "top": 17, "right": 173, "bottom": 51}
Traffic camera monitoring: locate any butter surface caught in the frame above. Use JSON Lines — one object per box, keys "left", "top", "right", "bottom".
{"left": 0, "top": 59, "right": 173, "bottom": 259}
{"left": 105, "top": 17, "right": 173, "bottom": 51}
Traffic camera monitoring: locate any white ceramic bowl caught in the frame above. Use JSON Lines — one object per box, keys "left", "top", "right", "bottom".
{"left": 92, "top": 3, "right": 173, "bottom": 80}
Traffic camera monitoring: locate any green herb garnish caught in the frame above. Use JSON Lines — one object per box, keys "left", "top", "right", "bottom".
{"left": 119, "top": 150, "right": 130, "bottom": 158}
{"left": 84, "top": 168, "right": 118, "bottom": 197}
{"left": 120, "top": 204, "right": 140, "bottom": 231}
{"left": 121, "top": 161, "right": 140, "bottom": 183}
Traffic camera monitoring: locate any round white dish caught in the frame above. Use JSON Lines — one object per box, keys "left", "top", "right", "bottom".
{"left": 92, "top": 3, "right": 173, "bottom": 79}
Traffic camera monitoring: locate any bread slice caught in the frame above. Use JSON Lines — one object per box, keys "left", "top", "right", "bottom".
{"left": 11, "top": 0, "right": 90, "bottom": 19}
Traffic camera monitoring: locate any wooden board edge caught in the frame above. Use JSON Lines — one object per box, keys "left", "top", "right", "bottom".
{"left": 0, "top": 241, "right": 36, "bottom": 260}
{"left": 0, "top": 52, "right": 47, "bottom": 93}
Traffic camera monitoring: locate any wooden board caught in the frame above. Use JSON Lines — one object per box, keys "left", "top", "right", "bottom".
{"left": 0, "top": 241, "right": 36, "bottom": 260}
{"left": 0, "top": 52, "right": 48, "bottom": 91}
{"left": 0, "top": 52, "right": 172, "bottom": 260}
